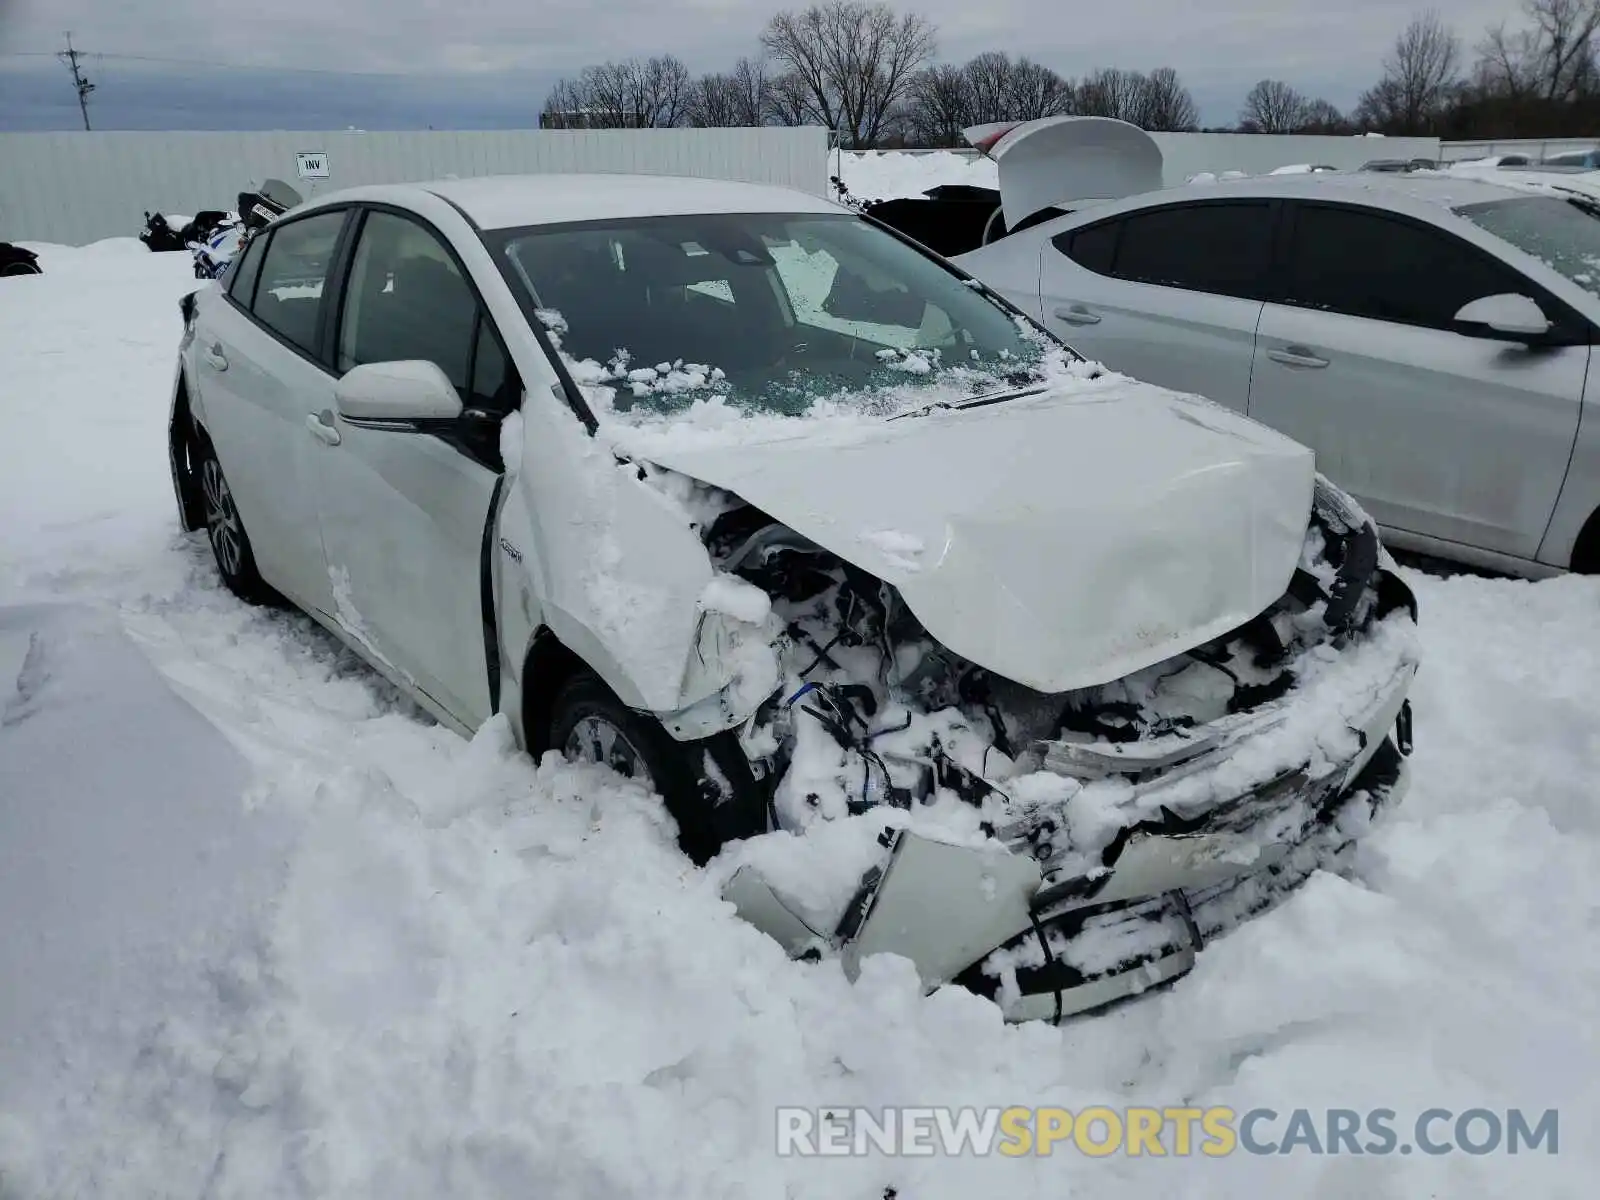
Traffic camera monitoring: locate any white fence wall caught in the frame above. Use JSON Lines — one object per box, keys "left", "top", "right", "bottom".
{"left": 1149, "top": 133, "right": 1441, "bottom": 182}
{"left": 844, "top": 133, "right": 1442, "bottom": 188}
{"left": 0, "top": 127, "right": 833, "bottom": 246}
{"left": 1440, "top": 136, "right": 1600, "bottom": 162}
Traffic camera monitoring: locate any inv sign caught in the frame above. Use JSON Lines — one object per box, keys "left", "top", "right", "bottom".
{"left": 295, "top": 152, "right": 329, "bottom": 179}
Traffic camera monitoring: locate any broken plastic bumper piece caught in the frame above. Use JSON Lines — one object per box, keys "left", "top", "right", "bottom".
{"left": 724, "top": 657, "right": 1416, "bottom": 1024}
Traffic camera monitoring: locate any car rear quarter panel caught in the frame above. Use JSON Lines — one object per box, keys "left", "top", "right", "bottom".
{"left": 1538, "top": 345, "right": 1600, "bottom": 568}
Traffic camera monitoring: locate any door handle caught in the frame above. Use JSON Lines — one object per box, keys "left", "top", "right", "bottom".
{"left": 1266, "top": 345, "right": 1329, "bottom": 369}
{"left": 1052, "top": 303, "right": 1102, "bottom": 326}
{"left": 306, "top": 411, "right": 342, "bottom": 446}
{"left": 203, "top": 343, "right": 228, "bottom": 371}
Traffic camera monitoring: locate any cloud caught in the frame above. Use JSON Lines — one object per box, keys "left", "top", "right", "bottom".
{"left": 0, "top": 63, "right": 565, "bottom": 131}
{"left": 1, "top": 0, "right": 1522, "bottom": 129}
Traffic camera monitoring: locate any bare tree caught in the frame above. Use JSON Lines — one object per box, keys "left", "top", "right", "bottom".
{"left": 1478, "top": 0, "right": 1600, "bottom": 101}
{"left": 963, "top": 51, "right": 1074, "bottom": 122}
{"left": 541, "top": 55, "right": 693, "bottom": 128}
{"left": 900, "top": 52, "right": 1076, "bottom": 146}
{"left": 541, "top": 77, "right": 594, "bottom": 127}
{"left": 1533, "top": 0, "right": 1600, "bottom": 96}
{"left": 1139, "top": 66, "right": 1199, "bottom": 130}
{"left": 1478, "top": 22, "right": 1539, "bottom": 100}
{"left": 1352, "top": 77, "right": 1407, "bottom": 129}
{"left": 687, "top": 57, "right": 772, "bottom": 126}
{"left": 688, "top": 73, "right": 748, "bottom": 128}
{"left": 766, "top": 70, "right": 815, "bottom": 125}
{"left": 1073, "top": 67, "right": 1149, "bottom": 121}
{"left": 1070, "top": 66, "right": 1199, "bottom": 129}
{"left": 1239, "top": 78, "right": 1310, "bottom": 132}
{"left": 1297, "top": 97, "right": 1350, "bottom": 132}
{"left": 730, "top": 56, "right": 775, "bottom": 123}
{"left": 760, "top": 1, "right": 938, "bottom": 147}
{"left": 903, "top": 63, "right": 972, "bottom": 146}
{"left": 1356, "top": 10, "right": 1462, "bottom": 132}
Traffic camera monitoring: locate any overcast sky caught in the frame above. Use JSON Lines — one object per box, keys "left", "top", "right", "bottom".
{"left": 0, "top": 0, "right": 1524, "bottom": 130}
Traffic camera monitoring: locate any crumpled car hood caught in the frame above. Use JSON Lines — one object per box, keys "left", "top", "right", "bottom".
{"left": 638, "top": 381, "right": 1316, "bottom": 695}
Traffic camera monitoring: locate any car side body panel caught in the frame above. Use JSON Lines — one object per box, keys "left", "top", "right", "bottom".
{"left": 1538, "top": 356, "right": 1600, "bottom": 568}
{"left": 187, "top": 280, "right": 341, "bottom": 615}
{"left": 957, "top": 175, "right": 1600, "bottom": 574}
{"left": 1248, "top": 300, "right": 1588, "bottom": 559}
{"left": 1036, "top": 255, "right": 1263, "bottom": 415}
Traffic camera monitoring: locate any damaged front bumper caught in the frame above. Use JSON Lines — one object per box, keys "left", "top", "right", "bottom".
{"left": 724, "top": 610, "right": 1417, "bottom": 1023}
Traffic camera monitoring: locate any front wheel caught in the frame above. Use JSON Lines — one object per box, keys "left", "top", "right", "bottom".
{"left": 0, "top": 260, "right": 41, "bottom": 277}
{"left": 548, "top": 671, "right": 729, "bottom": 865}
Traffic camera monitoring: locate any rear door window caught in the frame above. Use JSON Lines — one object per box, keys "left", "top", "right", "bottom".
{"left": 227, "top": 232, "right": 267, "bottom": 306}
{"left": 1106, "top": 202, "right": 1275, "bottom": 299}
{"left": 250, "top": 210, "right": 347, "bottom": 358}
{"left": 1057, "top": 220, "right": 1120, "bottom": 275}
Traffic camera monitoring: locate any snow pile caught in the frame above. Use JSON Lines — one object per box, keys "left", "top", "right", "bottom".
{"left": 1, "top": 239, "right": 1598, "bottom": 1198}
{"left": 0, "top": 603, "right": 294, "bottom": 1123}
{"left": 837, "top": 150, "right": 999, "bottom": 202}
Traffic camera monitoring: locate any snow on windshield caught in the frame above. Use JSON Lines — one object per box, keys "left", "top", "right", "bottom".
{"left": 536, "top": 301, "right": 1105, "bottom": 456}
{"left": 1457, "top": 194, "right": 1600, "bottom": 299}
{"left": 493, "top": 211, "right": 1106, "bottom": 452}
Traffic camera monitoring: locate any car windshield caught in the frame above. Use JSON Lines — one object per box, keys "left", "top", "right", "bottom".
{"left": 1455, "top": 194, "right": 1600, "bottom": 300}
{"left": 487, "top": 211, "right": 1057, "bottom": 424}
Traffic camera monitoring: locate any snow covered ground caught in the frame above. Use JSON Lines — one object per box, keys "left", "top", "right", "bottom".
{"left": 3, "top": 236, "right": 1599, "bottom": 1199}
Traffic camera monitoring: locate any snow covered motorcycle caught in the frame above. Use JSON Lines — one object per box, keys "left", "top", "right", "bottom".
{"left": 0, "top": 242, "right": 41, "bottom": 277}
{"left": 184, "top": 178, "right": 306, "bottom": 280}
{"left": 141, "top": 210, "right": 231, "bottom": 255}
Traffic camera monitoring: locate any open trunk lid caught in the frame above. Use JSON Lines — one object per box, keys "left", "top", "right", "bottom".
{"left": 965, "top": 116, "right": 1165, "bottom": 229}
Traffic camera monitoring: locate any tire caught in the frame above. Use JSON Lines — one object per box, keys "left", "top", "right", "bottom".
{"left": 548, "top": 671, "right": 726, "bottom": 865}
{"left": 195, "top": 437, "right": 278, "bottom": 606}
{"left": 0, "top": 261, "right": 41, "bottom": 277}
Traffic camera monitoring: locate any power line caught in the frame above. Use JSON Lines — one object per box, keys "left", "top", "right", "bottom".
{"left": 3, "top": 49, "right": 510, "bottom": 79}
{"left": 56, "top": 32, "right": 95, "bottom": 129}
{"left": 89, "top": 51, "right": 369, "bottom": 76}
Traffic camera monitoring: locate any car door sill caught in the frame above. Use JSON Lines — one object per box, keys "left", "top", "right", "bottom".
{"left": 1375, "top": 524, "right": 1560, "bottom": 579}
{"left": 297, "top": 602, "right": 479, "bottom": 738}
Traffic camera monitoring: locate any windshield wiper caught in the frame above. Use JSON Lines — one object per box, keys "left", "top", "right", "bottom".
{"left": 955, "top": 383, "right": 1048, "bottom": 410}
{"left": 888, "top": 383, "right": 1047, "bottom": 422}
{"left": 1564, "top": 194, "right": 1600, "bottom": 221}
{"left": 886, "top": 399, "right": 957, "bottom": 421}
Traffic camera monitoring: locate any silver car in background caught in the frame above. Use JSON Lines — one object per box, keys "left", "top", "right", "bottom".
{"left": 956, "top": 172, "right": 1600, "bottom": 578}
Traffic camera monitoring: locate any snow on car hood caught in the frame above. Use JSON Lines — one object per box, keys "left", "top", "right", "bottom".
{"left": 635, "top": 381, "right": 1317, "bottom": 694}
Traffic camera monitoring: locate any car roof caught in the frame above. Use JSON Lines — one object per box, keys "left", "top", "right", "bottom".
{"left": 294, "top": 172, "right": 847, "bottom": 230}
{"left": 1078, "top": 170, "right": 1536, "bottom": 219}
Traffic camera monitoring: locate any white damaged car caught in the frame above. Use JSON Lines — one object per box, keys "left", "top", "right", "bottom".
{"left": 168, "top": 173, "right": 1419, "bottom": 1021}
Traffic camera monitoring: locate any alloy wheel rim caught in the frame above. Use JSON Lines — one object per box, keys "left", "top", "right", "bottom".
{"left": 564, "top": 715, "right": 656, "bottom": 790}
{"left": 201, "top": 458, "right": 244, "bottom": 578}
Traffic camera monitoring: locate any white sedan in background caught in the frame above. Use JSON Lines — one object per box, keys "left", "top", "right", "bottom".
{"left": 956, "top": 171, "right": 1600, "bottom": 578}
{"left": 168, "top": 173, "right": 1417, "bottom": 1021}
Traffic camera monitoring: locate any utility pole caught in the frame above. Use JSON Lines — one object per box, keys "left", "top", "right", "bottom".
{"left": 57, "top": 32, "right": 96, "bottom": 131}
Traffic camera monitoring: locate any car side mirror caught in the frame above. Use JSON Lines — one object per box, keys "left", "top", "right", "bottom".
{"left": 1453, "top": 293, "right": 1553, "bottom": 341}
{"left": 334, "top": 360, "right": 464, "bottom": 423}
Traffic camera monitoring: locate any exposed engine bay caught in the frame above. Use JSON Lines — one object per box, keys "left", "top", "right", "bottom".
{"left": 640, "top": 463, "right": 1420, "bottom": 1020}
{"left": 684, "top": 472, "right": 1417, "bottom": 881}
